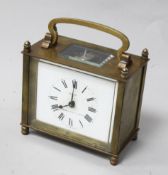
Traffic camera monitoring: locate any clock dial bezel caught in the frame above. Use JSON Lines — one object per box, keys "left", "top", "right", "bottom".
{"left": 28, "top": 57, "right": 118, "bottom": 154}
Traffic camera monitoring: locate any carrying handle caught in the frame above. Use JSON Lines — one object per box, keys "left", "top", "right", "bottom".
{"left": 43, "top": 18, "right": 130, "bottom": 62}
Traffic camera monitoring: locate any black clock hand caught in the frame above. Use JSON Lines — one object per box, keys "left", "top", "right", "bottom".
{"left": 71, "top": 86, "right": 75, "bottom": 102}
{"left": 69, "top": 80, "right": 77, "bottom": 108}
{"left": 59, "top": 100, "right": 76, "bottom": 109}
{"left": 59, "top": 104, "right": 69, "bottom": 109}
{"left": 54, "top": 80, "right": 76, "bottom": 111}
{"left": 52, "top": 104, "right": 69, "bottom": 111}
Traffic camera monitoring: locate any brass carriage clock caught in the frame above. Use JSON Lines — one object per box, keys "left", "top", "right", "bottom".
{"left": 21, "top": 18, "right": 149, "bottom": 165}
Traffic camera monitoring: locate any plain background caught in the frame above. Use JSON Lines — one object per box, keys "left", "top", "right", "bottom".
{"left": 0, "top": 0, "right": 168, "bottom": 174}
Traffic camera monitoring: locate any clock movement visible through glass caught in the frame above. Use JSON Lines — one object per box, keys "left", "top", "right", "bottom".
{"left": 59, "top": 44, "right": 114, "bottom": 67}
{"left": 36, "top": 60, "right": 118, "bottom": 143}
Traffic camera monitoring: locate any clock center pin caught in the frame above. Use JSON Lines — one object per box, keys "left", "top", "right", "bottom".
{"left": 69, "top": 100, "right": 75, "bottom": 108}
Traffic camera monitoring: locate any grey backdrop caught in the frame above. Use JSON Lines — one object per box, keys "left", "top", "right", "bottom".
{"left": 0, "top": 0, "right": 168, "bottom": 174}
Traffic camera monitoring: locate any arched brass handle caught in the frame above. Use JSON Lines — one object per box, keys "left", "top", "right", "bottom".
{"left": 47, "top": 18, "right": 130, "bottom": 61}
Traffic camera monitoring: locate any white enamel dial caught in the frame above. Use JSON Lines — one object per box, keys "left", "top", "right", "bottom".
{"left": 36, "top": 60, "right": 118, "bottom": 143}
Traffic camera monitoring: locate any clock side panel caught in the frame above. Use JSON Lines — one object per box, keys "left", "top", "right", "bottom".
{"left": 118, "top": 66, "right": 145, "bottom": 152}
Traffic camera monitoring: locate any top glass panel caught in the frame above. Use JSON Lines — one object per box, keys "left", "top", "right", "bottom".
{"left": 59, "top": 44, "right": 114, "bottom": 67}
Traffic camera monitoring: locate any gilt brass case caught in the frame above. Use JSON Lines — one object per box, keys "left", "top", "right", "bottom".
{"left": 21, "top": 18, "right": 149, "bottom": 165}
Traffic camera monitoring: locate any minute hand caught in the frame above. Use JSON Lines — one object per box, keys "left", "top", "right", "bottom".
{"left": 71, "top": 86, "right": 75, "bottom": 101}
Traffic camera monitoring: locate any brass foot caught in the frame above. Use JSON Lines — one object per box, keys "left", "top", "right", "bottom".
{"left": 21, "top": 126, "right": 29, "bottom": 135}
{"left": 110, "top": 155, "right": 119, "bottom": 165}
{"left": 132, "top": 133, "right": 138, "bottom": 141}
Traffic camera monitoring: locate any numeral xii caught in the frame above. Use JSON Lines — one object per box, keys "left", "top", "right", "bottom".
{"left": 61, "top": 80, "right": 67, "bottom": 88}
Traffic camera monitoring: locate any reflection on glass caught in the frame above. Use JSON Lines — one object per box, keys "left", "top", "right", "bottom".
{"left": 59, "top": 44, "right": 114, "bottom": 67}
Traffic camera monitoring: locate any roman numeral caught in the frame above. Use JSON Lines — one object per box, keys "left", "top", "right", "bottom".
{"left": 81, "top": 86, "right": 87, "bottom": 93}
{"left": 69, "top": 118, "right": 73, "bottom": 127}
{"left": 79, "top": 120, "right": 83, "bottom": 128}
{"left": 84, "top": 114, "right": 92, "bottom": 123}
{"left": 72, "top": 80, "right": 77, "bottom": 89}
{"left": 61, "top": 80, "right": 67, "bottom": 88}
{"left": 49, "top": 96, "right": 57, "bottom": 100}
{"left": 53, "top": 86, "right": 61, "bottom": 92}
{"left": 58, "top": 113, "right": 64, "bottom": 120}
{"left": 88, "top": 107, "right": 96, "bottom": 113}
{"left": 87, "top": 97, "right": 95, "bottom": 102}
{"left": 51, "top": 104, "right": 59, "bottom": 111}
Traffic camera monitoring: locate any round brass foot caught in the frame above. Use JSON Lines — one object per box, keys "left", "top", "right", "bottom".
{"left": 21, "top": 126, "right": 29, "bottom": 135}
{"left": 132, "top": 133, "right": 138, "bottom": 141}
{"left": 110, "top": 155, "right": 119, "bottom": 166}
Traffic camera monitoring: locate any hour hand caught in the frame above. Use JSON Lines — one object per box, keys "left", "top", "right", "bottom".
{"left": 59, "top": 104, "right": 69, "bottom": 109}
{"left": 59, "top": 102, "right": 75, "bottom": 108}
{"left": 51, "top": 104, "right": 69, "bottom": 111}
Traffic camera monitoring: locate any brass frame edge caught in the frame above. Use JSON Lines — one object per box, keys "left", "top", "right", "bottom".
{"left": 29, "top": 123, "right": 113, "bottom": 156}
{"left": 111, "top": 82, "right": 126, "bottom": 155}
{"left": 134, "top": 64, "right": 147, "bottom": 130}
{"left": 21, "top": 41, "right": 31, "bottom": 134}
{"left": 134, "top": 49, "right": 149, "bottom": 132}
